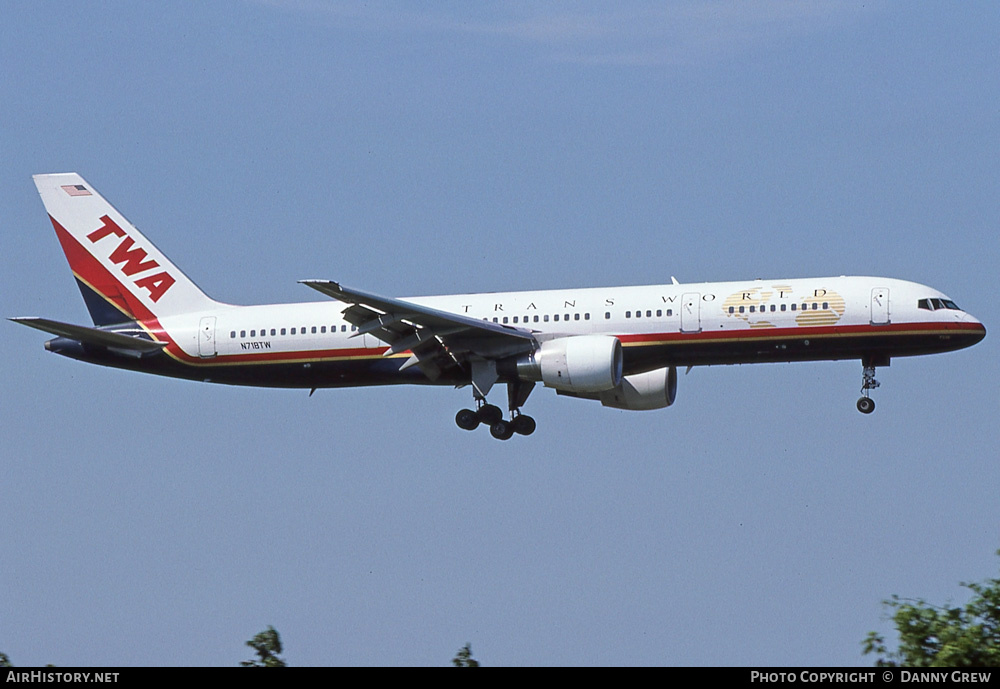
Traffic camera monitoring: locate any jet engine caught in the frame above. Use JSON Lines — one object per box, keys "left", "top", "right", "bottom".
{"left": 515, "top": 335, "right": 623, "bottom": 393}
{"left": 599, "top": 366, "right": 678, "bottom": 410}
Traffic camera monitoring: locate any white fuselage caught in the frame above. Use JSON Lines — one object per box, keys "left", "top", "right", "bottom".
{"left": 154, "top": 276, "right": 978, "bottom": 366}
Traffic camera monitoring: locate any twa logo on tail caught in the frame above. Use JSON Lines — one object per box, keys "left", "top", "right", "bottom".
{"left": 33, "top": 172, "right": 221, "bottom": 321}
{"left": 86, "top": 215, "right": 176, "bottom": 302}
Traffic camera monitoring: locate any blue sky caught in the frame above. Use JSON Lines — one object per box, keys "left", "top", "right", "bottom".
{"left": 2, "top": 1, "right": 998, "bottom": 666}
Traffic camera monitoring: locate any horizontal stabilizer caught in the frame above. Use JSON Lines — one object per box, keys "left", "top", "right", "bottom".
{"left": 10, "top": 317, "right": 166, "bottom": 353}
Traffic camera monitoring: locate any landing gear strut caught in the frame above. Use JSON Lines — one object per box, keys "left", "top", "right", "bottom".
{"left": 856, "top": 362, "right": 881, "bottom": 414}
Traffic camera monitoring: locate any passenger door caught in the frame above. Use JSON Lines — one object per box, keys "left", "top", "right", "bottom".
{"left": 870, "top": 288, "right": 890, "bottom": 325}
{"left": 198, "top": 316, "right": 217, "bottom": 358}
{"left": 681, "top": 293, "right": 702, "bottom": 333}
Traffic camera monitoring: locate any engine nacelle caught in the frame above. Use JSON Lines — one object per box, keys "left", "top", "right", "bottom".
{"left": 599, "top": 366, "right": 678, "bottom": 410}
{"left": 517, "top": 335, "right": 623, "bottom": 393}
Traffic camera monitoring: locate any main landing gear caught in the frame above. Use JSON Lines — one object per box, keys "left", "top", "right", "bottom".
{"left": 856, "top": 360, "right": 882, "bottom": 414}
{"left": 455, "top": 377, "right": 536, "bottom": 440}
{"left": 455, "top": 401, "right": 537, "bottom": 439}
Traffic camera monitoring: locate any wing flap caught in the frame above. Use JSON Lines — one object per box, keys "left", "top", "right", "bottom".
{"left": 299, "top": 280, "right": 535, "bottom": 344}
{"left": 300, "top": 280, "right": 536, "bottom": 384}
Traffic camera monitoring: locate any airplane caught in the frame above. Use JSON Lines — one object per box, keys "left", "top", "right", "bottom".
{"left": 12, "top": 173, "right": 986, "bottom": 439}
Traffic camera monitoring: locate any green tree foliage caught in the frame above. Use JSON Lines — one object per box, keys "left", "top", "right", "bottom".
{"left": 864, "top": 554, "right": 1000, "bottom": 666}
{"left": 452, "top": 643, "right": 480, "bottom": 667}
{"left": 240, "top": 626, "right": 287, "bottom": 667}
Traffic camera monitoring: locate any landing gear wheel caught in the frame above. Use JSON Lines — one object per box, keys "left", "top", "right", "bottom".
{"left": 511, "top": 414, "right": 536, "bottom": 436}
{"left": 490, "top": 419, "right": 515, "bottom": 440}
{"left": 456, "top": 408, "right": 479, "bottom": 430}
{"left": 477, "top": 404, "right": 503, "bottom": 426}
{"left": 857, "top": 361, "right": 882, "bottom": 415}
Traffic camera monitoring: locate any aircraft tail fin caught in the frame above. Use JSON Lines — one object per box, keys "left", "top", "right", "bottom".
{"left": 33, "top": 173, "right": 220, "bottom": 325}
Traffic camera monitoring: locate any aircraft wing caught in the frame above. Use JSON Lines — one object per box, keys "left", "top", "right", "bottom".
{"left": 10, "top": 317, "right": 166, "bottom": 355}
{"left": 300, "top": 280, "right": 536, "bottom": 381}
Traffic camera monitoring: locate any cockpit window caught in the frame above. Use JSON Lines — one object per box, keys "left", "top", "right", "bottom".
{"left": 918, "top": 298, "right": 961, "bottom": 311}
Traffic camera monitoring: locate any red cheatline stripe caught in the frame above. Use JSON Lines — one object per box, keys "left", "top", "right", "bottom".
{"left": 182, "top": 345, "right": 392, "bottom": 366}
{"left": 617, "top": 321, "right": 983, "bottom": 347}
{"left": 194, "top": 321, "right": 983, "bottom": 368}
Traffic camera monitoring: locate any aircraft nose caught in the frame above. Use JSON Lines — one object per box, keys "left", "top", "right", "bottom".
{"left": 972, "top": 320, "right": 986, "bottom": 343}
{"left": 961, "top": 313, "right": 986, "bottom": 345}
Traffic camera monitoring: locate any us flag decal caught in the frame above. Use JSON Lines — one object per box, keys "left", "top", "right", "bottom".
{"left": 61, "top": 184, "right": 92, "bottom": 196}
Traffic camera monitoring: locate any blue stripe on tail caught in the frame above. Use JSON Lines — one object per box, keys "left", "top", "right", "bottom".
{"left": 75, "top": 277, "right": 130, "bottom": 326}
